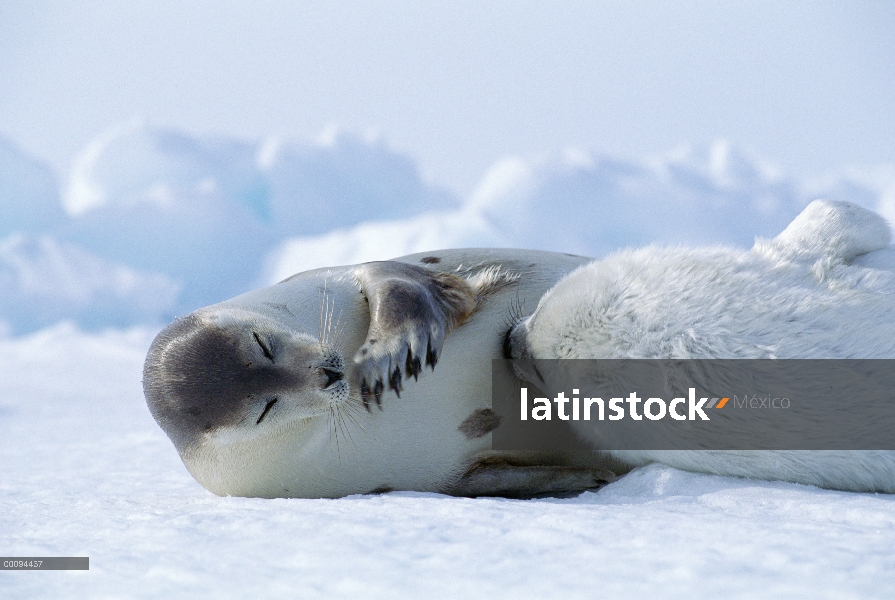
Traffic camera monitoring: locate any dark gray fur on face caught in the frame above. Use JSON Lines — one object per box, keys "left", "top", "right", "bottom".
{"left": 143, "top": 315, "right": 307, "bottom": 452}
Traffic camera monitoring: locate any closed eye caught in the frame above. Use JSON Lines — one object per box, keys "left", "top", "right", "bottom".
{"left": 253, "top": 331, "right": 274, "bottom": 361}
{"left": 256, "top": 398, "right": 278, "bottom": 425}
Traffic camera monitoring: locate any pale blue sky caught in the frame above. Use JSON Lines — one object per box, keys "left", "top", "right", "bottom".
{"left": 1, "top": 1, "right": 893, "bottom": 195}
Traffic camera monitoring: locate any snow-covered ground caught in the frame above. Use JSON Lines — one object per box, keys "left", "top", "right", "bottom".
{"left": 3, "top": 324, "right": 895, "bottom": 598}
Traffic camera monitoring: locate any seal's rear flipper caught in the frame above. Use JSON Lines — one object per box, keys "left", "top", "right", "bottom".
{"left": 352, "top": 261, "right": 477, "bottom": 408}
{"left": 754, "top": 199, "right": 891, "bottom": 264}
{"left": 450, "top": 459, "right": 616, "bottom": 498}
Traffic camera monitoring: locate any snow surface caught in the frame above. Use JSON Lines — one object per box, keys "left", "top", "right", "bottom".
{"left": 2, "top": 325, "right": 895, "bottom": 598}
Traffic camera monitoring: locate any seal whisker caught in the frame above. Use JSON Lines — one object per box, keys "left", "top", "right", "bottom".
{"left": 318, "top": 279, "right": 328, "bottom": 346}
{"left": 324, "top": 292, "right": 335, "bottom": 347}
{"left": 338, "top": 401, "right": 369, "bottom": 441}
{"left": 340, "top": 390, "right": 371, "bottom": 432}
{"left": 334, "top": 404, "right": 360, "bottom": 453}
{"left": 325, "top": 396, "right": 364, "bottom": 461}
{"left": 504, "top": 292, "right": 527, "bottom": 331}
{"left": 331, "top": 308, "right": 347, "bottom": 354}
{"left": 329, "top": 404, "right": 346, "bottom": 466}
{"left": 328, "top": 405, "right": 339, "bottom": 463}
{"left": 328, "top": 302, "right": 338, "bottom": 347}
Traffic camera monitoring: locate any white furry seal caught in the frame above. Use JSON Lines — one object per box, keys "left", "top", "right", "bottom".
{"left": 144, "top": 249, "right": 613, "bottom": 498}
{"left": 506, "top": 200, "right": 895, "bottom": 492}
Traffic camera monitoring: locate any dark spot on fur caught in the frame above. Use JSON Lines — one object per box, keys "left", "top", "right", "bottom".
{"left": 369, "top": 338, "right": 377, "bottom": 345}
{"left": 368, "top": 485, "right": 393, "bottom": 494}
{"left": 458, "top": 408, "right": 502, "bottom": 439}
{"left": 262, "top": 302, "right": 293, "bottom": 315}
{"left": 420, "top": 256, "right": 441, "bottom": 264}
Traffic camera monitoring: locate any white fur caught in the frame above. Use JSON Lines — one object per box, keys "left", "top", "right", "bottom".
{"left": 518, "top": 200, "right": 895, "bottom": 492}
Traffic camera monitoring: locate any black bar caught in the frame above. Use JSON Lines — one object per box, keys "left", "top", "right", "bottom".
{"left": 493, "top": 359, "right": 895, "bottom": 450}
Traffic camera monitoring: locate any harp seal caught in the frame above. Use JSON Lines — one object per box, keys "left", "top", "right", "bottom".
{"left": 143, "top": 249, "right": 614, "bottom": 498}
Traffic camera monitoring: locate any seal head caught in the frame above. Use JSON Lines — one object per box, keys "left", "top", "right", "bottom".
{"left": 144, "top": 309, "right": 347, "bottom": 455}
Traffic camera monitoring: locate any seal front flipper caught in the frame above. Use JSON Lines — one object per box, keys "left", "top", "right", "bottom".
{"left": 351, "top": 261, "right": 476, "bottom": 408}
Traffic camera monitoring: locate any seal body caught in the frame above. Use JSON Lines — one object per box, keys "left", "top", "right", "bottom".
{"left": 506, "top": 200, "right": 895, "bottom": 492}
{"left": 144, "top": 249, "right": 612, "bottom": 498}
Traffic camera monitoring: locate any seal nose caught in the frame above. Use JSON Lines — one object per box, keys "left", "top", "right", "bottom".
{"left": 503, "top": 318, "right": 531, "bottom": 360}
{"left": 322, "top": 368, "right": 343, "bottom": 388}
